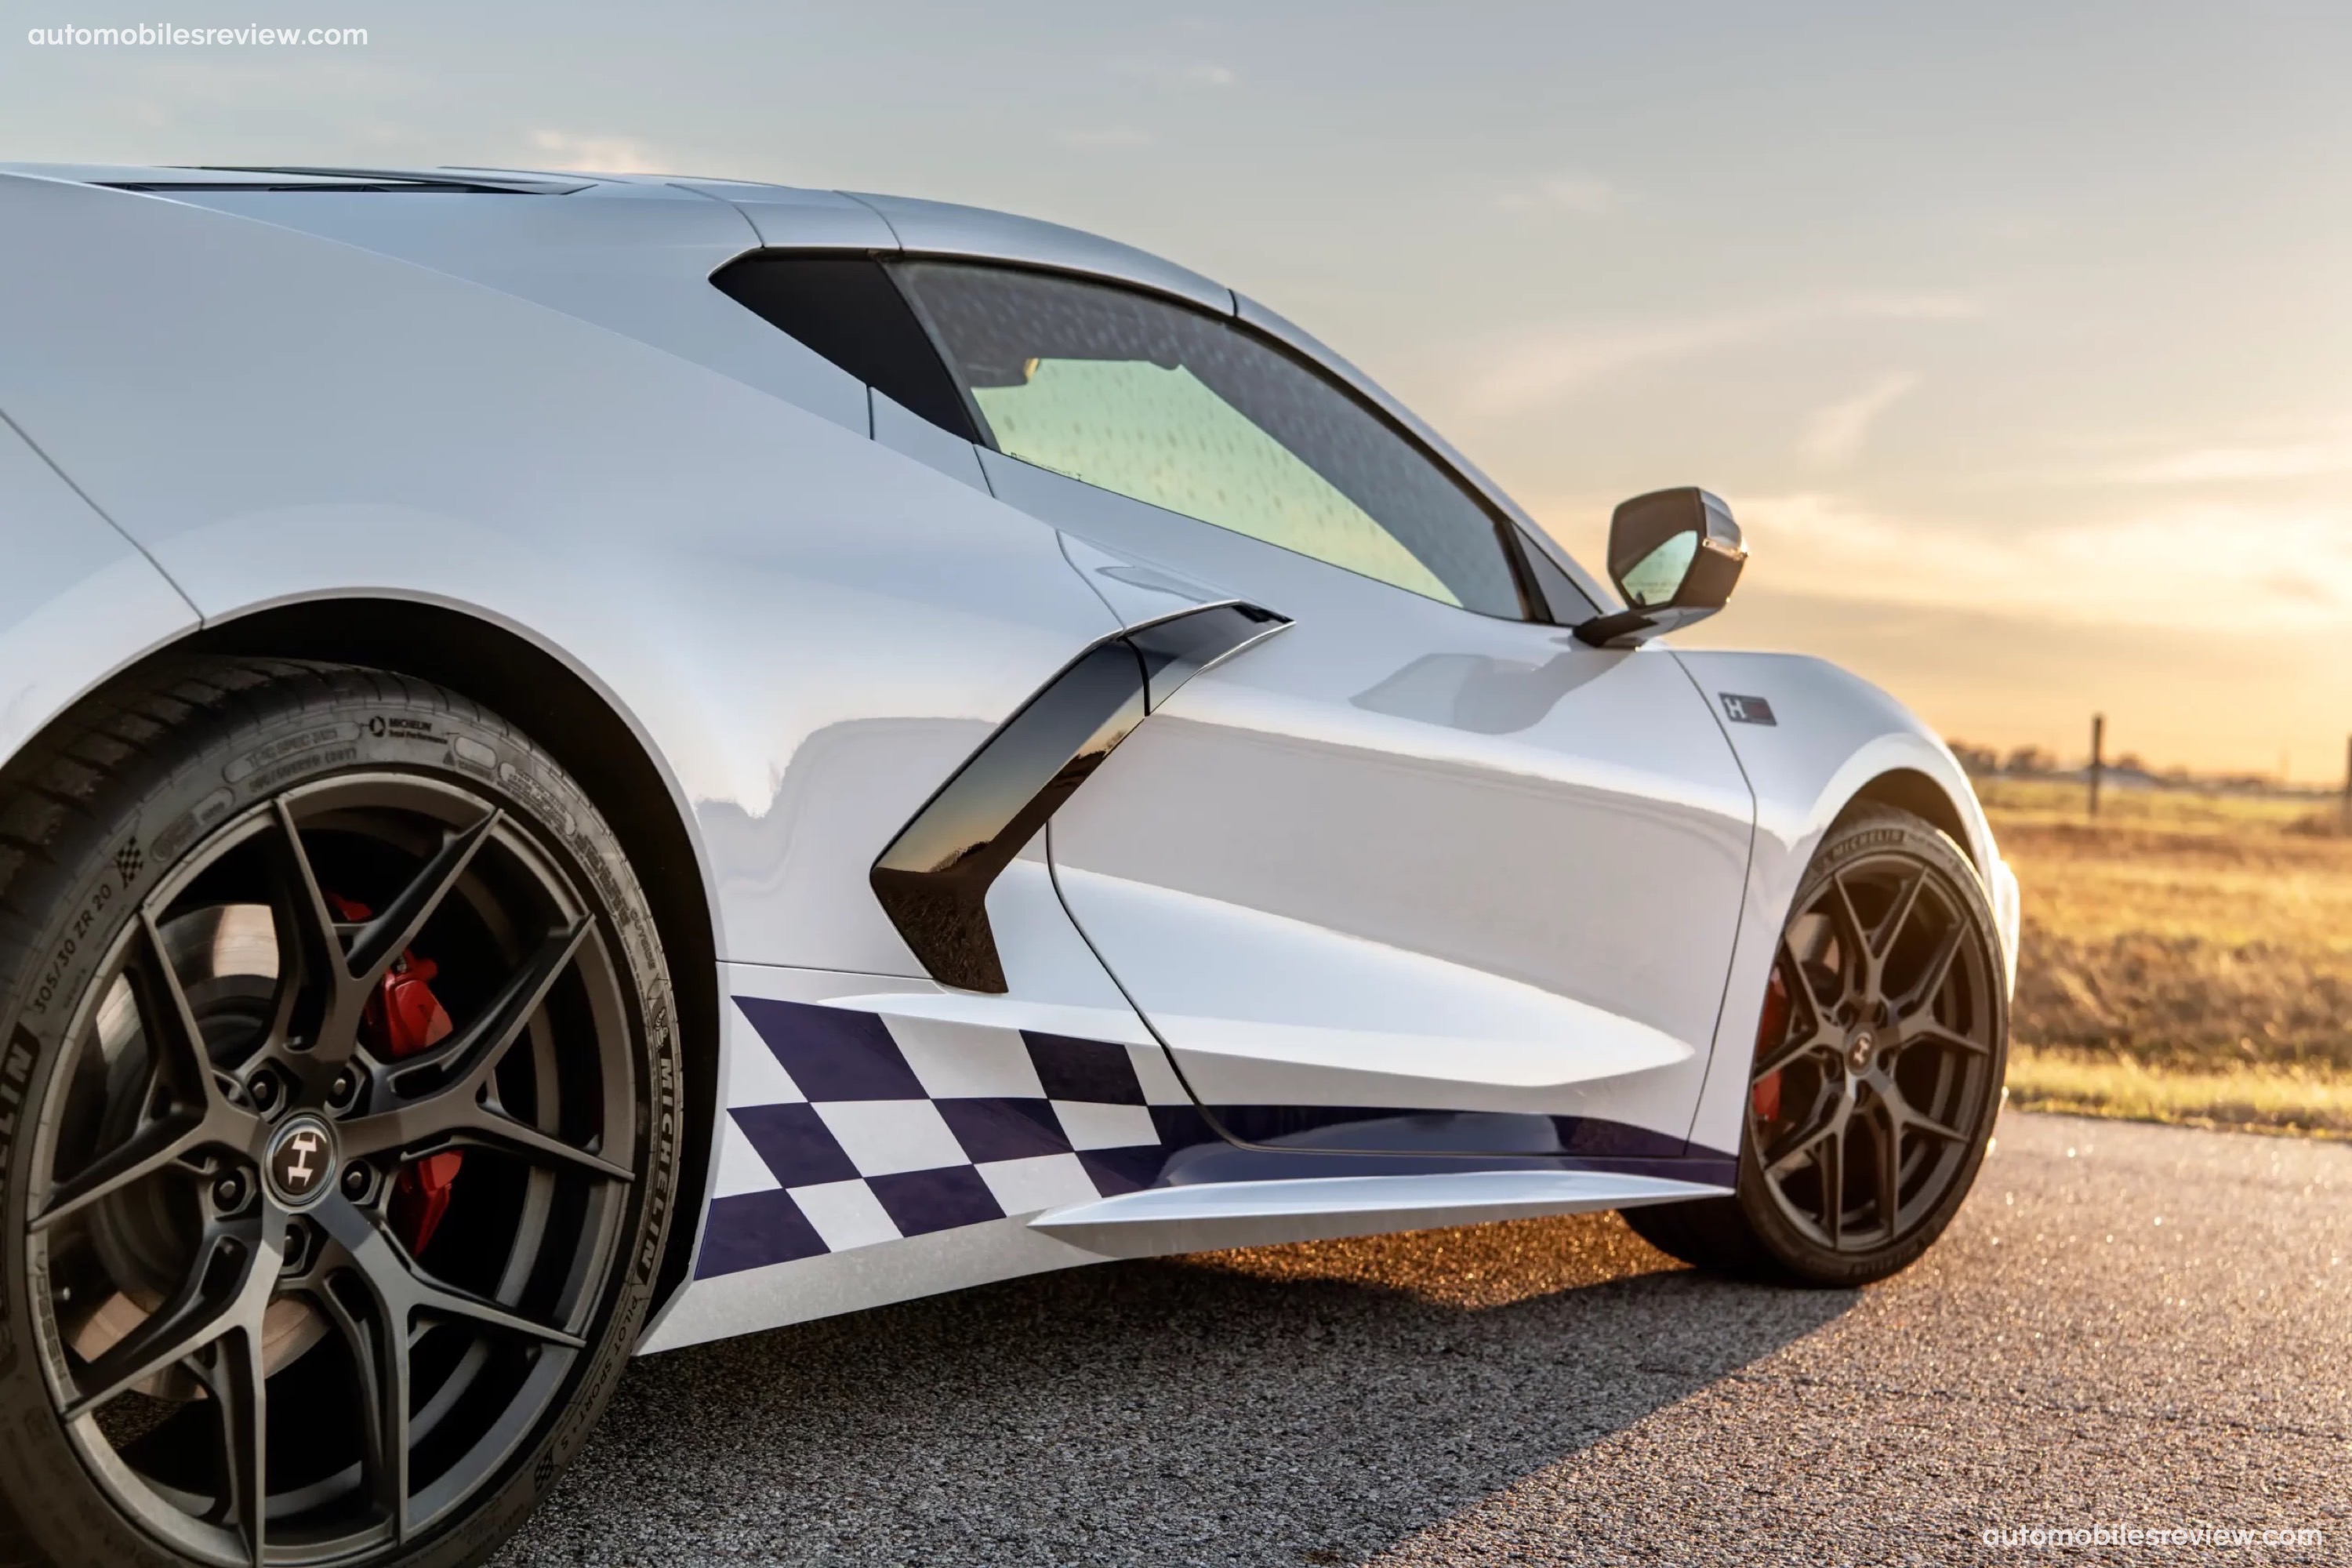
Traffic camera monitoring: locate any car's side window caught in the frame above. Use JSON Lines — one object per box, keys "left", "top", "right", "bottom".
{"left": 1515, "top": 528, "right": 1603, "bottom": 623}
{"left": 894, "top": 261, "right": 1532, "bottom": 619}
{"left": 712, "top": 253, "right": 981, "bottom": 441}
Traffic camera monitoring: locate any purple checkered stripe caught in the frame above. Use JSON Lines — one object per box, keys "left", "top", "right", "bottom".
{"left": 697, "top": 996, "right": 1221, "bottom": 1279}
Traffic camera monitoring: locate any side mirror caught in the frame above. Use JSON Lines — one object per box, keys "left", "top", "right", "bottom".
{"left": 1571, "top": 487, "right": 1747, "bottom": 648}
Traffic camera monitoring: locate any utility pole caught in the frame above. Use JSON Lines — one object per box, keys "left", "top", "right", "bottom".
{"left": 2089, "top": 713, "right": 2105, "bottom": 820}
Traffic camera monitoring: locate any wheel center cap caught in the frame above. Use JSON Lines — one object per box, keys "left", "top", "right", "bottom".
{"left": 1848, "top": 1032, "right": 1877, "bottom": 1073}
{"left": 265, "top": 1113, "right": 338, "bottom": 1209}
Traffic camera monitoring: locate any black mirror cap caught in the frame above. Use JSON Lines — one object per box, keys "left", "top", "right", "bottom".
{"left": 1573, "top": 487, "right": 1748, "bottom": 648}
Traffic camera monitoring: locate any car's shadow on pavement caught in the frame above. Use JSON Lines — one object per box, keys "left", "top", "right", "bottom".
{"left": 496, "top": 1214, "right": 1859, "bottom": 1567}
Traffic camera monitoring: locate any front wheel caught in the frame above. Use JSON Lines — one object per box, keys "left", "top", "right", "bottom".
{"left": 1624, "top": 804, "right": 2007, "bottom": 1287}
{"left": 0, "top": 660, "right": 679, "bottom": 1568}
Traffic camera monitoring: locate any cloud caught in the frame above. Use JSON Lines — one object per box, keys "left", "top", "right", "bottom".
{"left": 524, "top": 129, "right": 663, "bottom": 173}
{"left": 1498, "top": 176, "right": 1616, "bottom": 216}
{"left": 1062, "top": 127, "right": 1157, "bottom": 149}
{"left": 1456, "top": 293, "right": 1981, "bottom": 416}
{"left": 2111, "top": 438, "right": 2352, "bottom": 483}
{"left": 1112, "top": 58, "right": 1240, "bottom": 89}
{"left": 1799, "top": 373, "right": 1921, "bottom": 467}
{"left": 1732, "top": 493, "right": 2352, "bottom": 633}
{"left": 1456, "top": 309, "right": 1789, "bottom": 413}
{"left": 1845, "top": 291, "right": 1985, "bottom": 321}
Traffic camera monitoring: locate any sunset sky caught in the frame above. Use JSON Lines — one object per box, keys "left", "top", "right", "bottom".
{"left": 9, "top": 1, "right": 2349, "bottom": 779}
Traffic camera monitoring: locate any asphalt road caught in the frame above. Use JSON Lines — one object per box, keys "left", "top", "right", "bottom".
{"left": 495, "top": 1112, "right": 2349, "bottom": 1566}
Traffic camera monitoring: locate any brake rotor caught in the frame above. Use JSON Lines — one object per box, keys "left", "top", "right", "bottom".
{"left": 67, "top": 896, "right": 463, "bottom": 1399}
{"left": 71, "top": 906, "right": 313, "bottom": 1396}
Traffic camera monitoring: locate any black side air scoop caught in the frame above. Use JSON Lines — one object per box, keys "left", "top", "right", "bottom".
{"left": 870, "top": 601, "right": 1287, "bottom": 993}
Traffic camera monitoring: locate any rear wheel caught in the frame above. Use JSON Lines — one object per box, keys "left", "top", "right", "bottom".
{"left": 1624, "top": 804, "right": 2006, "bottom": 1286}
{"left": 0, "top": 660, "right": 678, "bottom": 1568}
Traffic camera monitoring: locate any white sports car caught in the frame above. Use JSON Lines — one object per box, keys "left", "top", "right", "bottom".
{"left": 0, "top": 163, "right": 2020, "bottom": 1568}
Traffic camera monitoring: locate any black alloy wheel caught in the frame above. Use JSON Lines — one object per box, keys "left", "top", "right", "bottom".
{"left": 1623, "top": 804, "right": 2007, "bottom": 1286}
{"left": 0, "top": 661, "right": 680, "bottom": 1568}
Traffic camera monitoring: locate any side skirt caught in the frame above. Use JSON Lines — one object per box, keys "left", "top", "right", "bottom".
{"left": 649, "top": 974, "right": 1733, "bottom": 1352}
{"left": 1030, "top": 1170, "right": 1735, "bottom": 1257}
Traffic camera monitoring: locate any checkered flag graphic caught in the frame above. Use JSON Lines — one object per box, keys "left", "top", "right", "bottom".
{"left": 697, "top": 998, "right": 1213, "bottom": 1278}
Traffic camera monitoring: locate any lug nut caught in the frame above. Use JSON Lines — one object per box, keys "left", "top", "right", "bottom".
{"left": 249, "top": 1074, "right": 279, "bottom": 1112}
{"left": 213, "top": 1172, "right": 246, "bottom": 1210}
{"left": 341, "top": 1163, "right": 372, "bottom": 1202}
{"left": 281, "top": 1221, "right": 308, "bottom": 1274}
{"left": 328, "top": 1070, "right": 357, "bottom": 1109}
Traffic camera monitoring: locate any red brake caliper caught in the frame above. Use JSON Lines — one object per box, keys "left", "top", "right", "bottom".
{"left": 328, "top": 894, "right": 463, "bottom": 1251}
{"left": 1751, "top": 965, "right": 1791, "bottom": 1127}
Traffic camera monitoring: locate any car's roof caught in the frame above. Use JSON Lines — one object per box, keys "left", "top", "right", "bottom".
{"left": 0, "top": 163, "right": 596, "bottom": 193}
{"left": 0, "top": 161, "right": 1610, "bottom": 611}
{"left": 0, "top": 162, "right": 1232, "bottom": 307}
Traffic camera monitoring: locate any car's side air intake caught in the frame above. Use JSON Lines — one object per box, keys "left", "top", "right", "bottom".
{"left": 869, "top": 601, "right": 1288, "bottom": 993}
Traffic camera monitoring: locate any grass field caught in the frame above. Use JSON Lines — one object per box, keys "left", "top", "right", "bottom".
{"left": 1977, "top": 775, "right": 2352, "bottom": 1138}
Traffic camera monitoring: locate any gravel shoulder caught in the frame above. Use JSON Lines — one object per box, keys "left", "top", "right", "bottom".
{"left": 496, "top": 1112, "right": 2350, "bottom": 1566}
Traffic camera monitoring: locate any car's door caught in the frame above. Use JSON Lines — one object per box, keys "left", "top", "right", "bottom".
{"left": 892, "top": 260, "right": 1758, "bottom": 1160}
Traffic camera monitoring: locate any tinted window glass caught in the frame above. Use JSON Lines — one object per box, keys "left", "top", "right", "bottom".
{"left": 897, "top": 263, "right": 1527, "bottom": 618}
{"left": 1517, "top": 530, "right": 1602, "bottom": 624}
{"left": 713, "top": 254, "right": 978, "bottom": 441}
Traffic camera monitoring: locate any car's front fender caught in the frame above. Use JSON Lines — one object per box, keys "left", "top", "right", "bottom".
{"left": 1668, "top": 648, "right": 2016, "bottom": 1157}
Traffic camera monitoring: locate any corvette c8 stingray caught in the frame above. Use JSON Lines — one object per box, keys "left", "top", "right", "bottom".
{"left": 0, "top": 162, "right": 2018, "bottom": 1568}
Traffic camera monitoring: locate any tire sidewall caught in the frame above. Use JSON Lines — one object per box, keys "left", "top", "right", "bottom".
{"left": 0, "top": 670, "right": 680, "bottom": 1568}
{"left": 1733, "top": 806, "right": 2009, "bottom": 1287}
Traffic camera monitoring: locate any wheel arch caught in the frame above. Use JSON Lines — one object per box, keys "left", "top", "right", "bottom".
{"left": 143, "top": 596, "right": 721, "bottom": 1325}
{"left": 1834, "top": 761, "right": 2020, "bottom": 1007}
{"left": 1671, "top": 648, "right": 2016, "bottom": 1161}
{"left": 1806, "top": 746, "right": 2012, "bottom": 967}
{"left": 1835, "top": 766, "right": 1978, "bottom": 871}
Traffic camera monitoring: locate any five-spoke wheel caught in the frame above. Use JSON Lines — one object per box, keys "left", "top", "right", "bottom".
{"left": 1623, "top": 804, "right": 2006, "bottom": 1285}
{"left": 0, "top": 662, "right": 675, "bottom": 1568}
{"left": 1746, "top": 826, "right": 2001, "bottom": 1256}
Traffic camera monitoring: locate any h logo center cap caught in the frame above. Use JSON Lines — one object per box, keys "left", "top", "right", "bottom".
{"left": 267, "top": 1113, "right": 339, "bottom": 1208}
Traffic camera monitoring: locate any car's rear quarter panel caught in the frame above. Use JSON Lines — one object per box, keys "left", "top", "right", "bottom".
{"left": 0, "top": 172, "right": 1118, "bottom": 974}
{"left": 0, "top": 172, "right": 1131, "bottom": 1334}
{"left": 0, "top": 417, "right": 198, "bottom": 764}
